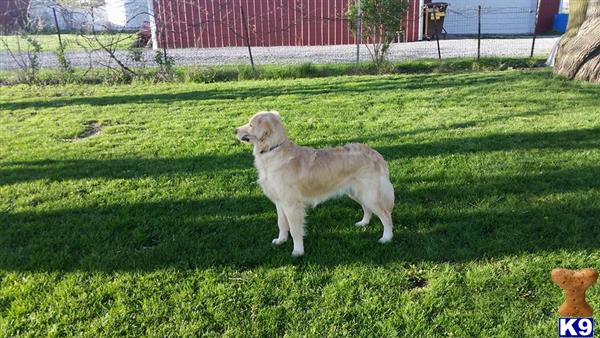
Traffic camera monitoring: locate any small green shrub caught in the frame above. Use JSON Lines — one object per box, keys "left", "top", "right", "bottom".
{"left": 237, "top": 65, "right": 262, "bottom": 80}
{"left": 54, "top": 42, "right": 75, "bottom": 83}
{"left": 9, "top": 34, "right": 44, "bottom": 84}
{"left": 154, "top": 49, "right": 175, "bottom": 82}
{"left": 128, "top": 47, "right": 144, "bottom": 63}
{"left": 347, "top": 0, "right": 408, "bottom": 66}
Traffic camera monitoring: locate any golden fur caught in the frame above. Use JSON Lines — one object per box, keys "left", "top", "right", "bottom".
{"left": 235, "top": 111, "right": 395, "bottom": 256}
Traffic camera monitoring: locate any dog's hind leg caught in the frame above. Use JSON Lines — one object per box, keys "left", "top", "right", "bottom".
{"left": 359, "top": 176, "right": 394, "bottom": 243}
{"left": 272, "top": 203, "right": 289, "bottom": 245}
{"left": 282, "top": 203, "right": 305, "bottom": 257}
{"left": 374, "top": 176, "right": 395, "bottom": 243}
{"left": 347, "top": 192, "right": 372, "bottom": 227}
{"left": 374, "top": 209, "right": 393, "bottom": 243}
{"left": 355, "top": 204, "right": 372, "bottom": 227}
{"left": 362, "top": 200, "right": 393, "bottom": 243}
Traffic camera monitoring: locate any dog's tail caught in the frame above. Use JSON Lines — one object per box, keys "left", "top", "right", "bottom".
{"left": 379, "top": 174, "right": 395, "bottom": 211}
{"left": 368, "top": 147, "right": 394, "bottom": 211}
{"left": 361, "top": 145, "right": 394, "bottom": 211}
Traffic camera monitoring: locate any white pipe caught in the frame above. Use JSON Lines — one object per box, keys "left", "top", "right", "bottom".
{"left": 418, "top": 0, "right": 424, "bottom": 41}
{"left": 146, "top": 0, "right": 158, "bottom": 49}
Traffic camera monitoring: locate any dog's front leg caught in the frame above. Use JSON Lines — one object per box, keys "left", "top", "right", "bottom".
{"left": 282, "top": 203, "right": 305, "bottom": 257}
{"left": 272, "top": 203, "right": 289, "bottom": 245}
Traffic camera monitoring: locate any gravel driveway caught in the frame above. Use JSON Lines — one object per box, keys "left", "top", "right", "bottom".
{"left": 0, "top": 37, "right": 558, "bottom": 70}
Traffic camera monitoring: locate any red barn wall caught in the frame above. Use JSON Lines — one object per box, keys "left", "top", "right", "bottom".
{"left": 153, "top": 0, "right": 422, "bottom": 49}
{"left": 403, "top": 0, "right": 421, "bottom": 43}
{"left": 536, "top": 0, "right": 560, "bottom": 34}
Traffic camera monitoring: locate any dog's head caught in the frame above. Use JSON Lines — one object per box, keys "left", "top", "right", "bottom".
{"left": 235, "top": 111, "right": 287, "bottom": 153}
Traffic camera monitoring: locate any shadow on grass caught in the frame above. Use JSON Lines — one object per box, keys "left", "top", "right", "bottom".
{"left": 374, "top": 127, "right": 600, "bottom": 160}
{"left": 1, "top": 126, "right": 600, "bottom": 271}
{"left": 0, "top": 71, "right": 561, "bottom": 111}
{"left": 1, "top": 152, "right": 253, "bottom": 186}
{"left": 4, "top": 127, "right": 600, "bottom": 187}
{"left": 1, "top": 168, "right": 599, "bottom": 272}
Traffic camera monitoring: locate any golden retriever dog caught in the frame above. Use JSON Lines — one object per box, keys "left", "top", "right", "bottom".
{"left": 235, "top": 111, "right": 394, "bottom": 257}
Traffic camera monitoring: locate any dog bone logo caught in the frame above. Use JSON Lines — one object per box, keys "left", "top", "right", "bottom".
{"left": 551, "top": 268, "right": 598, "bottom": 317}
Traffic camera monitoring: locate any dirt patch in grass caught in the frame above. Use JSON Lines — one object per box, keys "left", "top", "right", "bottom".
{"left": 63, "top": 121, "right": 102, "bottom": 141}
{"left": 408, "top": 275, "right": 428, "bottom": 289}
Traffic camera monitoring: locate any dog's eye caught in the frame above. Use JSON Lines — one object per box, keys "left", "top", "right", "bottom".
{"left": 249, "top": 124, "right": 253, "bottom": 128}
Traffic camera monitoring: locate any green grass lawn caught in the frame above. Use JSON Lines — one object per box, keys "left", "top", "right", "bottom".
{"left": 1, "top": 69, "right": 599, "bottom": 336}
{"left": 0, "top": 33, "right": 136, "bottom": 52}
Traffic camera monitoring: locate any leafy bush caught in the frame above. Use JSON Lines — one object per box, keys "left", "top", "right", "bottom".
{"left": 1, "top": 34, "right": 44, "bottom": 84}
{"left": 347, "top": 0, "right": 408, "bottom": 66}
{"left": 54, "top": 41, "right": 75, "bottom": 83}
{"left": 128, "top": 47, "right": 144, "bottom": 63}
{"left": 154, "top": 50, "right": 175, "bottom": 81}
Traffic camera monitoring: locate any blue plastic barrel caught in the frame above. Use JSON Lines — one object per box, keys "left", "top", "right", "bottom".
{"left": 553, "top": 14, "right": 569, "bottom": 33}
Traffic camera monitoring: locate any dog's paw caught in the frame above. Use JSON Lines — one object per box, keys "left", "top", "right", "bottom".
{"left": 355, "top": 220, "right": 369, "bottom": 227}
{"left": 272, "top": 238, "right": 287, "bottom": 245}
{"left": 291, "top": 250, "right": 304, "bottom": 257}
{"left": 378, "top": 236, "right": 392, "bottom": 244}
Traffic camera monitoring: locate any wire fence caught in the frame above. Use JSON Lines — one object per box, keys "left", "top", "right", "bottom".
{"left": 0, "top": 1, "right": 560, "bottom": 74}
{"left": 437, "top": 5, "right": 545, "bottom": 60}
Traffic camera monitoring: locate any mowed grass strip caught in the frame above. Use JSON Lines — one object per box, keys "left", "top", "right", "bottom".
{"left": 0, "top": 69, "right": 599, "bottom": 336}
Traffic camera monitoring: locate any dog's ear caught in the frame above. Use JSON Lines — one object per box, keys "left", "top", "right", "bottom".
{"left": 258, "top": 117, "right": 272, "bottom": 143}
{"left": 270, "top": 111, "right": 283, "bottom": 123}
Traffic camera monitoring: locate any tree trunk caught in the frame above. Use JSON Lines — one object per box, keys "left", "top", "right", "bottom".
{"left": 554, "top": 0, "right": 600, "bottom": 82}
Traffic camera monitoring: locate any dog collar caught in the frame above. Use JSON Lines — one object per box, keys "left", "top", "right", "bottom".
{"left": 260, "top": 141, "right": 286, "bottom": 154}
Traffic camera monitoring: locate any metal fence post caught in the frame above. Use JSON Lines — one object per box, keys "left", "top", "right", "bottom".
{"left": 240, "top": 6, "right": 255, "bottom": 71}
{"left": 52, "top": 7, "right": 63, "bottom": 50}
{"left": 477, "top": 5, "right": 481, "bottom": 60}
{"left": 356, "top": 0, "right": 361, "bottom": 63}
{"left": 434, "top": 8, "right": 441, "bottom": 60}
{"left": 531, "top": 0, "right": 541, "bottom": 58}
